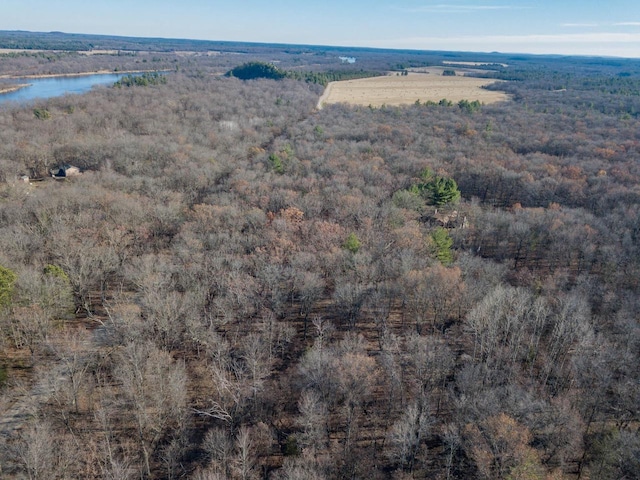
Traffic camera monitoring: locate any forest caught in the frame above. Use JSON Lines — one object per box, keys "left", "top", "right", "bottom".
{"left": 0, "top": 36, "right": 639, "bottom": 479}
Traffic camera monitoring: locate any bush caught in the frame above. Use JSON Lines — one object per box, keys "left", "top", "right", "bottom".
{"left": 431, "top": 228, "right": 454, "bottom": 265}
{"left": 269, "top": 153, "right": 284, "bottom": 174}
{"left": 343, "top": 233, "right": 362, "bottom": 253}
{"left": 33, "top": 107, "right": 50, "bottom": 120}
{"left": 0, "top": 265, "right": 17, "bottom": 309}
{"left": 458, "top": 99, "right": 482, "bottom": 113}
{"left": 392, "top": 189, "right": 424, "bottom": 212}
{"left": 43, "top": 264, "right": 69, "bottom": 282}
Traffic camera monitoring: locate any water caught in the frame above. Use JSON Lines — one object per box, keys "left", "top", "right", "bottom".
{"left": 0, "top": 72, "right": 139, "bottom": 104}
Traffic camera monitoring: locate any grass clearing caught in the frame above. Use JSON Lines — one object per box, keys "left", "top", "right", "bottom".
{"left": 319, "top": 69, "right": 510, "bottom": 108}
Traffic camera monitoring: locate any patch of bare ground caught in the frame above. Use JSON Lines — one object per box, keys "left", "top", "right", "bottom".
{"left": 0, "top": 84, "right": 30, "bottom": 94}
{"left": 320, "top": 70, "right": 510, "bottom": 108}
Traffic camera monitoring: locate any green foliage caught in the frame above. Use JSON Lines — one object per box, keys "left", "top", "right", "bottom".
{"left": 33, "top": 107, "right": 50, "bottom": 120}
{"left": 419, "top": 167, "right": 435, "bottom": 182}
{"left": 285, "top": 69, "right": 384, "bottom": 86}
{"left": 392, "top": 189, "right": 424, "bottom": 212}
{"left": 226, "top": 61, "right": 286, "bottom": 80}
{"left": 424, "top": 176, "right": 462, "bottom": 207}
{"left": 458, "top": 99, "right": 482, "bottom": 113}
{"left": 281, "top": 143, "right": 294, "bottom": 157}
{"left": 0, "top": 265, "right": 17, "bottom": 309}
{"left": 431, "top": 227, "right": 454, "bottom": 265}
{"left": 114, "top": 72, "right": 167, "bottom": 87}
{"left": 343, "top": 233, "right": 362, "bottom": 253}
{"left": 410, "top": 169, "right": 461, "bottom": 207}
{"left": 283, "top": 435, "right": 300, "bottom": 456}
{"left": 44, "top": 264, "right": 70, "bottom": 283}
{"left": 395, "top": 168, "right": 461, "bottom": 212}
{"left": 269, "top": 153, "right": 284, "bottom": 174}
{"left": 423, "top": 98, "right": 474, "bottom": 108}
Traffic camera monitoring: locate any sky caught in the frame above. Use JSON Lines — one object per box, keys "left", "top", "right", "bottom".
{"left": 2, "top": 0, "right": 640, "bottom": 58}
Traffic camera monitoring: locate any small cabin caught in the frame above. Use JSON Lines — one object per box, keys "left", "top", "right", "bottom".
{"left": 51, "top": 164, "right": 81, "bottom": 178}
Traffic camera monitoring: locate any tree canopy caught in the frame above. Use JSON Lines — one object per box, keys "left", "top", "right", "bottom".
{"left": 409, "top": 168, "right": 461, "bottom": 207}
{"left": 226, "top": 61, "right": 286, "bottom": 80}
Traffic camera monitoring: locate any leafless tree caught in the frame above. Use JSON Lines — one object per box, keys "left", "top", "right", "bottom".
{"left": 113, "top": 341, "right": 188, "bottom": 477}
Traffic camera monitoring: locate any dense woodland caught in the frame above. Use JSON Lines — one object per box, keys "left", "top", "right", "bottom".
{"left": 0, "top": 37, "right": 639, "bottom": 479}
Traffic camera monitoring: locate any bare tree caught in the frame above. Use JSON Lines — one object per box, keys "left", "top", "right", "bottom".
{"left": 387, "top": 396, "right": 433, "bottom": 471}
{"left": 233, "top": 425, "right": 256, "bottom": 480}
{"left": 296, "top": 389, "right": 329, "bottom": 452}
{"left": 113, "top": 342, "right": 188, "bottom": 477}
{"left": 7, "top": 418, "right": 78, "bottom": 479}
{"left": 201, "top": 427, "right": 234, "bottom": 478}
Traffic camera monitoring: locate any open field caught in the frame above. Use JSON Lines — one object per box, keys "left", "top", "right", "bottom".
{"left": 319, "top": 71, "right": 510, "bottom": 108}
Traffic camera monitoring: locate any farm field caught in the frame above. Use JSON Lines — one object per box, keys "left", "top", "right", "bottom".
{"left": 319, "top": 69, "right": 510, "bottom": 108}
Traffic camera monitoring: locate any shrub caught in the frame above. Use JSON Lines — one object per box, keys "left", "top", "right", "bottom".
{"left": 431, "top": 228, "right": 454, "bottom": 265}
{"left": 343, "top": 233, "right": 362, "bottom": 253}
{"left": 0, "top": 265, "right": 17, "bottom": 309}
{"left": 33, "top": 107, "right": 50, "bottom": 120}
{"left": 269, "top": 153, "right": 284, "bottom": 174}
{"left": 43, "top": 264, "right": 69, "bottom": 282}
{"left": 458, "top": 99, "right": 482, "bottom": 113}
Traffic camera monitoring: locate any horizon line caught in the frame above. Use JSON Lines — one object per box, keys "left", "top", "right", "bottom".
{"left": 1, "top": 28, "right": 640, "bottom": 61}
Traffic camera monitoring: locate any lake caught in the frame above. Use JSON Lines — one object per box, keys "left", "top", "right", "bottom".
{"left": 0, "top": 72, "right": 140, "bottom": 104}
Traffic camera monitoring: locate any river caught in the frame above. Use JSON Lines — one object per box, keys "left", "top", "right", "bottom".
{"left": 0, "top": 72, "right": 142, "bottom": 104}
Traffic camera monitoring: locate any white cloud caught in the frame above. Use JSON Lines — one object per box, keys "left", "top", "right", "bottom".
{"left": 614, "top": 22, "right": 640, "bottom": 26}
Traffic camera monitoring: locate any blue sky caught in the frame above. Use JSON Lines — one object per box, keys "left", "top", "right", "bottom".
{"left": 3, "top": 0, "right": 640, "bottom": 57}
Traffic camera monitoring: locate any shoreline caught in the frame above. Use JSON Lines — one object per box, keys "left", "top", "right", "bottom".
{"left": 0, "top": 69, "right": 162, "bottom": 80}
{"left": 0, "top": 83, "right": 31, "bottom": 94}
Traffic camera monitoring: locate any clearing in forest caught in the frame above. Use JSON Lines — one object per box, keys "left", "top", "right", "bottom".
{"left": 318, "top": 68, "right": 510, "bottom": 108}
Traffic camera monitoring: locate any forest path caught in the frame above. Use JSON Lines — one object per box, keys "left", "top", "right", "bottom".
{"left": 0, "top": 322, "right": 107, "bottom": 441}
{"left": 316, "top": 81, "right": 335, "bottom": 109}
